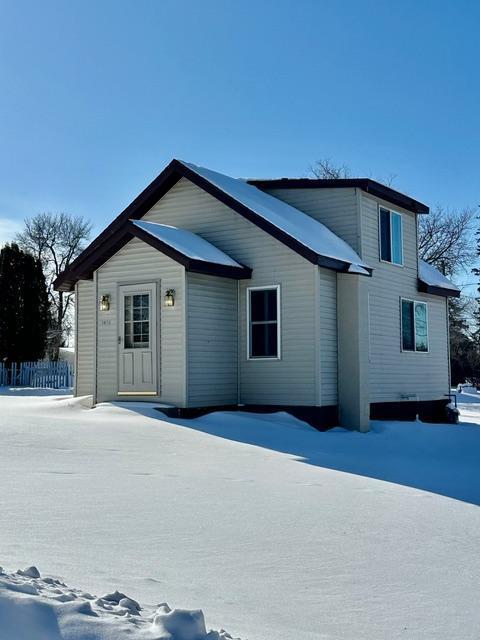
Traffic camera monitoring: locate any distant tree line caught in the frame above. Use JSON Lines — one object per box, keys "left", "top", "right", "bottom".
{"left": 0, "top": 212, "right": 91, "bottom": 364}
{"left": 0, "top": 243, "right": 49, "bottom": 364}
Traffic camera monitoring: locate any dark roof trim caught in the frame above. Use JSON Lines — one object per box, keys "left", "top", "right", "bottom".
{"left": 55, "top": 226, "right": 134, "bottom": 291}
{"left": 179, "top": 164, "right": 372, "bottom": 275}
{"left": 54, "top": 159, "right": 370, "bottom": 291}
{"left": 54, "top": 162, "right": 184, "bottom": 291}
{"left": 54, "top": 221, "right": 252, "bottom": 291}
{"left": 178, "top": 162, "right": 321, "bottom": 265}
{"left": 248, "top": 178, "right": 429, "bottom": 215}
{"left": 316, "top": 255, "right": 372, "bottom": 276}
{"left": 129, "top": 221, "right": 252, "bottom": 280}
{"left": 418, "top": 279, "right": 460, "bottom": 298}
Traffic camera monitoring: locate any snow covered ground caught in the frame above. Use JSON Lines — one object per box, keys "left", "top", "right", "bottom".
{"left": 0, "top": 389, "right": 479, "bottom": 639}
{"left": 0, "top": 565, "right": 236, "bottom": 640}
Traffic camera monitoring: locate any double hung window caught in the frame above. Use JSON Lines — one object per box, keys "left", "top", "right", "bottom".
{"left": 247, "top": 286, "right": 280, "bottom": 359}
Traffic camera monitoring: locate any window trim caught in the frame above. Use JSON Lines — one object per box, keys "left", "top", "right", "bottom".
{"left": 123, "top": 292, "right": 151, "bottom": 350}
{"left": 400, "top": 297, "right": 429, "bottom": 353}
{"left": 246, "top": 285, "right": 281, "bottom": 361}
{"left": 379, "top": 206, "right": 404, "bottom": 267}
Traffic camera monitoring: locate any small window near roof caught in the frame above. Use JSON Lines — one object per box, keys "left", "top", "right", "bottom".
{"left": 247, "top": 286, "right": 280, "bottom": 359}
{"left": 401, "top": 299, "right": 428, "bottom": 352}
{"left": 380, "top": 208, "right": 403, "bottom": 265}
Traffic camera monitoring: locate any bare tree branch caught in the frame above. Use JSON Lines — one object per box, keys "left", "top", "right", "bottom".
{"left": 418, "top": 206, "right": 476, "bottom": 276}
{"left": 15, "top": 212, "right": 92, "bottom": 357}
{"left": 310, "top": 158, "right": 351, "bottom": 179}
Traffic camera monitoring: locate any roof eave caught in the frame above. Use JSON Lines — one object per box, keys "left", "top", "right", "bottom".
{"left": 316, "top": 255, "right": 372, "bottom": 276}
{"left": 129, "top": 221, "right": 252, "bottom": 279}
{"left": 418, "top": 279, "right": 460, "bottom": 298}
{"left": 248, "top": 178, "right": 429, "bottom": 215}
{"left": 54, "top": 158, "right": 374, "bottom": 289}
{"left": 53, "top": 161, "right": 185, "bottom": 291}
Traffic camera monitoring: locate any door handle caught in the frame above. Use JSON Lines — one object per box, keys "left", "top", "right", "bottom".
{"left": 118, "top": 336, "right": 122, "bottom": 344}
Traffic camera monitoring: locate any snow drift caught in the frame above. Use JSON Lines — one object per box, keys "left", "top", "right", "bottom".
{"left": 0, "top": 566, "right": 240, "bottom": 640}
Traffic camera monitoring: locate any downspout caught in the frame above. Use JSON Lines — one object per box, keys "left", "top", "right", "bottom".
{"left": 183, "top": 268, "right": 188, "bottom": 408}
{"left": 446, "top": 297, "right": 452, "bottom": 393}
{"left": 314, "top": 266, "right": 321, "bottom": 406}
{"left": 237, "top": 280, "right": 241, "bottom": 405}
{"left": 93, "top": 271, "right": 98, "bottom": 405}
{"left": 74, "top": 283, "right": 79, "bottom": 397}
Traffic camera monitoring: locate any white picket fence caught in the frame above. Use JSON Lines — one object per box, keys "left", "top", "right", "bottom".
{"left": 0, "top": 361, "right": 74, "bottom": 389}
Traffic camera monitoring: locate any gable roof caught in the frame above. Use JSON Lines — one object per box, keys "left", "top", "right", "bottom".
{"left": 418, "top": 259, "right": 460, "bottom": 298}
{"left": 248, "top": 177, "right": 430, "bottom": 215}
{"left": 54, "top": 159, "right": 371, "bottom": 291}
{"left": 181, "top": 161, "right": 370, "bottom": 273}
{"left": 130, "top": 220, "right": 251, "bottom": 279}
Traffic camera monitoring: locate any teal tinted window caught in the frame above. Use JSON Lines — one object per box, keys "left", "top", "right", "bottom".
{"left": 414, "top": 302, "right": 428, "bottom": 352}
{"left": 391, "top": 212, "right": 403, "bottom": 265}
{"left": 380, "top": 208, "right": 403, "bottom": 265}
{"left": 401, "top": 299, "right": 428, "bottom": 352}
{"left": 401, "top": 300, "right": 415, "bottom": 351}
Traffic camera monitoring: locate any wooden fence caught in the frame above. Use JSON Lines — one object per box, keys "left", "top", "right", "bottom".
{"left": 0, "top": 361, "right": 74, "bottom": 389}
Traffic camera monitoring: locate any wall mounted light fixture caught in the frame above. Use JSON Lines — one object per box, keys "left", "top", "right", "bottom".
{"left": 99, "top": 294, "right": 111, "bottom": 311}
{"left": 164, "top": 289, "right": 175, "bottom": 307}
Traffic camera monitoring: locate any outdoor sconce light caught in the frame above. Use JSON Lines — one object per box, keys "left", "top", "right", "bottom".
{"left": 99, "top": 294, "right": 111, "bottom": 312}
{"left": 164, "top": 289, "right": 175, "bottom": 307}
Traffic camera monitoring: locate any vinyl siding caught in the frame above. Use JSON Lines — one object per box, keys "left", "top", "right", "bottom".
{"left": 143, "top": 178, "right": 318, "bottom": 406}
{"left": 261, "top": 187, "right": 360, "bottom": 253}
{"left": 319, "top": 268, "right": 338, "bottom": 405}
{"left": 362, "top": 193, "right": 449, "bottom": 402}
{"left": 95, "top": 238, "right": 185, "bottom": 405}
{"left": 187, "top": 273, "right": 238, "bottom": 406}
{"left": 75, "top": 280, "right": 95, "bottom": 397}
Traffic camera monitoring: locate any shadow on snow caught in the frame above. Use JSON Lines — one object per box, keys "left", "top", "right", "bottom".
{"left": 145, "top": 408, "right": 480, "bottom": 507}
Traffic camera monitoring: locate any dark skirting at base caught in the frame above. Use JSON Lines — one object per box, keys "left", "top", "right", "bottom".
{"left": 156, "top": 404, "right": 339, "bottom": 431}
{"left": 157, "top": 399, "right": 452, "bottom": 430}
{"left": 369, "top": 399, "right": 450, "bottom": 423}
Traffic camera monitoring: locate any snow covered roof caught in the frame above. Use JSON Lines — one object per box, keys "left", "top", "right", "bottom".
{"left": 418, "top": 259, "right": 460, "bottom": 297}
{"left": 129, "top": 220, "right": 251, "bottom": 279}
{"left": 54, "top": 158, "right": 372, "bottom": 291}
{"left": 180, "top": 161, "right": 371, "bottom": 274}
{"left": 131, "top": 220, "right": 242, "bottom": 267}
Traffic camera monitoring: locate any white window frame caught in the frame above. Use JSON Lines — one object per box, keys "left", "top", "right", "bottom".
{"left": 379, "top": 206, "right": 404, "bottom": 267}
{"left": 246, "top": 285, "right": 281, "bottom": 361}
{"left": 400, "top": 297, "right": 429, "bottom": 353}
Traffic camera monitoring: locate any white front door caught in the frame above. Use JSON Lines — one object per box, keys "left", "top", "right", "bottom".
{"left": 118, "top": 283, "right": 158, "bottom": 395}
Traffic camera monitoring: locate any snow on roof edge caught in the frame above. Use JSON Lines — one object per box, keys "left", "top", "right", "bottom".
{"left": 418, "top": 259, "right": 460, "bottom": 292}
{"left": 179, "top": 160, "right": 371, "bottom": 272}
{"left": 132, "top": 220, "right": 242, "bottom": 267}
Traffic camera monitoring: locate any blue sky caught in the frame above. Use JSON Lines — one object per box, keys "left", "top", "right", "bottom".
{"left": 0, "top": 0, "right": 478, "bottom": 243}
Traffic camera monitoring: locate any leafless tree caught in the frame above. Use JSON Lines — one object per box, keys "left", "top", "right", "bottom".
{"left": 372, "top": 172, "right": 398, "bottom": 187}
{"left": 310, "top": 158, "right": 351, "bottom": 179}
{"left": 15, "top": 212, "right": 92, "bottom": 357}
{"left": 418, "top": 206, "right": 476, "bottom": 276}
{"left": 310, "top": 158, "right": 397, "bottom": 186}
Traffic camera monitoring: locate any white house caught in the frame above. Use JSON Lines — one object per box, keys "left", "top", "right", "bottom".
{"left": 54, "top": 159, "right": 459, "bottom": 431}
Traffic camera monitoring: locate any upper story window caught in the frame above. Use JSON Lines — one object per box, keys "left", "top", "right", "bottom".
{"left": 401, "top": 299, "right": 428, "bottom": 352}
{"left": 379, "top": 207, "right": 403, "bottom": 265}
{"left": 247, "top": 285, "right": 280, "bottom": 359}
